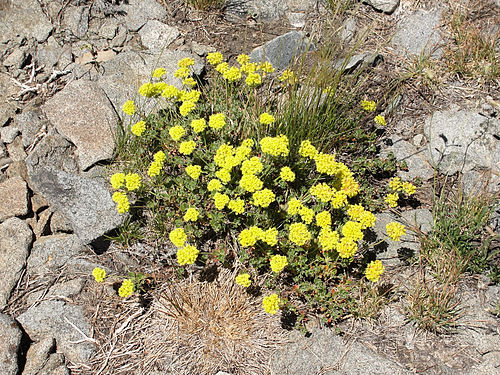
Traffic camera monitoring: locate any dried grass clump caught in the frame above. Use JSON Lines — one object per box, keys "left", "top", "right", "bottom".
{"left": 141, "top": 269, "right": 285, "bottom": 375}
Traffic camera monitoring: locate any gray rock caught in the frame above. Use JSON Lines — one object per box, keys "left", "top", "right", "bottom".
{"left": 250, "top": 31, "right": 314, "bottom": 71}
{"left": 0, "top": 313, "right": 22, "bottom": 375}
{"left": 3, "top": 48, "right": 27, "bottom": 68}
{"left": 341, "top": 17, "right": 357, "bottom": 43}
{"left": 99, "top": 18, "right": 120, "bottom": 39}
{"left": 28, "top": 167, "right": 124, "bottom": 245}
{"left": 36, "top": 36, "right": 72, "bottom": 70}
{"left": 392, "top": 9, "right": 443, "bottom": 57}
{"left": 41, "top": 80, "right": 117, "bottom": 171}
{"left": 334, "top": 52, "right": 383, "bottom": 72}
{"left": 26, "top": 278, "right": 85, "bottom": 306}
{"left": 362, "top": 0, "right": 400, "bottom": 14}
{"left": 0, "top": 73, "right": 18, "bottom": 127}
{"left": 0, "top": 176, "right": 29, "bottom": 221}
{"left": 117, "top": 0, "right": 168, "bottom": 31}
{"left": 50, "top": 210, "right": 73, "bottom": 234}
{"left": 62, "top": 6, "right": 90, "bottom": 38}
{"left": 0, "top": 218, "right": 33, "bottom": 307}
{"left": 271, "top": 329, "right": 411, "bottom": 374}
{"left": 6, "top": 136, "right": 27, "bottom": 161}
{"left": 6, "top": 160, "right": 28, "bottom": 181}
{"left": 22, "top": 337, "right": 56, "bottom": 375}
{"left": 111, "top": 24, "right": 128, "bottom": 48}
{"left": 27, "top": 234, "right": 83, "bottom": 277}
{"left": 33, "top": 209, "right": 52, "bottom": 239}
{"left": 138, "top": 20, "right": 180, "bottom": 51}
{"left": 25, "top": 133, "right": 79, "bottom": 175}
{"left": 97, "top": 50, "right": 203, "bottom": 115}
{"left": 225, "top": 0, "right": 288, "bottom": 21}
{"left": 0, "top": 0, "right": 53, "bottom": 43}
{"left": 14, "top": 110, "right": 45, "bottom": 148}
{"left": 17, "top": 300, "right": 95, "bottom": 364}
{"left": 31, "top": 194, "right": 49, "bottom": 213}
{"left": 0, "top": 125, "right": 20, "bottom": 143}
{"left": 215, "top": 372, "right": 233, "bottom": 375}
{"left": 423, "top": 110, "right": 500, "bottom": 175}
{"left": 287, "top": 12, "right": 306, "bottom": 28}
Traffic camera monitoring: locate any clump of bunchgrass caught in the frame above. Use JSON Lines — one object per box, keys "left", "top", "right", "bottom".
{"left": 183, "top": 0, "right": 225, "bottom": 11}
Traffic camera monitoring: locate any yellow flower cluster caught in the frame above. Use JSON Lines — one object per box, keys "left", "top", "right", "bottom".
{"left": 235, "top": 273, "right": 251, "bottom": 287}
{"left": 207, "top": 179, "right": 222, "bottom": 192}
{"left": 138, "top": 82, "right": 162, "bottom": 97}
{"left": 169, "top": 227, "right": 187, "bottom": 247}
{"left": 112, "top": 192, "right": 130, "bottom": 214}
{"left": 92, "top": 267, "right": 106, "bottom": 282}
{"left": 177, "top": 245, "right": 199, "bottom": 265}
{"left": 223, "top": 66, "right": 242, "bottom": 82}
{"left": 341, "top": 221, "right": 363, "bottom": 242}
{"left": 330, "top": 191, "right": 348, "bottom": 209}
{"left": 216, "top": 62, "right": 229, "bottom": 74}
{"left": 259, "top": 113, "right": 275, "bottom": 125}
{"left": 161, "top": 84, "right": 179, "bottom": 99}
{"left": 337, "top": 237, "right": 357, "bottom": 258}
{"left": 299, "top": 140, "right": 318, "bottom": 159}
{"left": 347, "top": 204, "right": 376, "bottom": 229}
{"left": 361, "top": 100, "right": 376, "bottom": 112}
{"left": 385, "top": 193, "right": 399, "bottom": 208}
{"left": 118, "top": 279, "right": 134, "bottom": 298}
{"left": 148, "top": 151, "right": 166, "bottom": 177}
{"left": 214, "top": 143, "right": 234, "bottom": 168}
{"left": 169, "top": 125, "right": 185, "bottom": 141}
{"left": 239, "top": 226, "right": 263, "bottom": 247}
{"left": 365, "top": 260, "right": 385, "bottom": 282}
{"left": 299, "top": 206, "right": 315, "bottom": 224}
{"left": 206, "top": 52, "right": 223, "bottom": 65}
{"left": 209, "top": 113, "right": 226, "bottom": 129}
{"left": 215, "top": 168, "right": 231, "bottom": 183}
{"left": 183, "top": 207, "right": 199, "bottom": 222}
{"left": 237, "top": 54, "right": 250, "bottom": 65}
{"left": 179, "top": 100, "right": 196, "bottom": 117}
{"left": 174, "top": 67, "right": 190, "bottom": 78}
{"left": 288, "top": 222, "right": 311, "bottom": 246}
{"left": 259, "top": 61, "right": 275, "bottom": 73}
{"left": 374, "top": 114, "right": 386, "bottom": 126}
{"left": 191, "top": 118, "right": 206, "bottom": 133}
{"left": 341, "top": 176, "right": 359, "bottom": 198}
{"left": 287, "top": 198, "right": 303, "bottom": 215}
{"left": 131, "top": 121, "right": 146, "bottom": 136}
{"left": 213, "top": 192, "right": 230, "bottom": 209}
{"left": 239, "top": 174, "right": 263, "bottom": 192}
{"left": 179, "top": 140, "right": 196, "bottom": 155}
{"left": 260, "top": 134, "right": 289, "bottom": 157}
{"left": 228, "top": 198, "right": 245, "bottom": 214}
{"left": 279, "top": 69, "right": 296, "bottom": 84}
{"left": 241, "top": 62, "right": 258, "bottom": 74}
{"left": 253, "top": 188, "right": 275, "bottom": 208}
{"left": 262, "top": 294, "right": 280, "bottom": 314}
{"left": 245, "top": 72, "right": 262, "bottom": 86}
{"left": 110, "top": 173, "right": 125, "bottom": 189}
{"left": 152, "top": 67, "right": 166, "bottom": 78}
{"left": 280, "top": 166, "right": 295, "bottom": 182}
{"left": 315, "top": 211, "right": 331, "bottom": 228}
{"left": 270, "top": 255, "right": 288, "bottom": 273}
{"left": 186, "top": 165, "right": 202, "bottom": 179}
{"left": 178, "top": 57, "right": 195, "bottom": 68}
{"left": 122, "top": 100, "right": 136, "bottom": 115}
{"left": 125, "top": 173, "right": 141, "bottom": 191}
{"left": 241, "top": 156, "right": 263, "bottom": 175}
{"left": 386, "top": 222, "right": 406, "bottom": 241}
{"left": 314, "top": 153, "right": 337, "bottom": 175}
{"left": 318, "top": 227, "right": 339, "bottom": 252}
{"left": 310, "top": 183, "right": 334, "bottom": 202}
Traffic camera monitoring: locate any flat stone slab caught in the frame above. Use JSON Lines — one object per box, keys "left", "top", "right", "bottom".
{"left": 0, "top": 0, "right": 53, "bottom": 43}
{"left": 0, "top": 313, "right": 22, "bottom": 375}
{"left": 138, "top": 20, "right": 180, "bottom": 51}
{"left": 0, "top": 176, "right": 28, "bottom": 221}
{"left": 42, "top": 80, "right": 117, "bottom": 171}
{"left": 362, "top": 0, "right": 400, "bottom": 14}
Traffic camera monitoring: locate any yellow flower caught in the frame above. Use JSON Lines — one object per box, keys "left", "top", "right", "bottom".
{"left": 280, "top": 166, "right": 295, "bottom": 182}
{"left": 152, "top": 67, "right": 166, "bottom": 78}
{"left": 341, "top": 221, "right": 363, "bottom": 242}
{"left": 245, "top": 72, "right": 262, "bottom": 86}
{"left": 112, "top": 192, "right": 130, "bottom": 214}
{"left": 239, "top": 227, "right": 261, "bottom": 247}
{"left": 183, "top": 208, "right": 199, "bottom": 222}
{"left": 310, "top": 183, "right": 333, "bottom": 202}
{"left": 161, "top": 84, "right": 180, "bottom": 99}
{"left": 110, "top": 173, "right": 125, "bottom": 189}
{"left": 262, "top": 228, "right": 278, "bottom": 246}
{"left": 361, "top": 100, "right": 376, "bottom": 112}
{"left": 154, "top": 151, "right": 166, "bottom": 163}
{"left": 169, "top": 228, "right": 187, "bottom": 247}
{"left": 287, "top": 198, "right": 303, "bottom": 215}
{"left": 259, "top": 113, "right": 275, "bottom": 125}
{"left": 122, "top": 100, "right": 136, "bottom": 115}
{"left": 179, "top": 100, "right": 196, "bottom": 117}
{"left": 207, "top": 179, "right": 222, "bottom": 192}
{"left": 213, "top": 192, "right": 230, "bottom": 210}
{"left": 191, "top": 118, "right": 206, "bottom": 133}
{"left": 178, "top": 57, "right": 195, "bottom": 68}
{"left": 288, "top": 222, "right": 311, "bottom": 246}
{"left": 177, "top": 245, "right": 199, "bottom": 265}
{"left": 239, "top": 174, "right": 263, "bottom": 193}
{"left": 314, "top": 153, "right": 337, "bottom": 175}
{"left": 385, "top": 193, "right": 399, "bottom": 208}
{"left": 365, "top": 260, "right": 385, "bottom": 282}
{"left": 183, "top": 77, "right": 197, "bottom": 87}
{"left": 131, "top": 121, "right": 146, "bottom": 136}
{"left": 237, "top": 54, "right": 251, "bottom": 65}
{"left": 316, "top": 211, "right": 332, "bottom": 228}
{"left": 259, "top": 61, "right": 275, "bottom": 73}
{"left": 215, "top": 62, "right": 229, "bottom": 74}
{"left": 358, "top": 211, "right": 376, "bottom": 229}
{"left": 118, "top": 279, "right": 134, "bottom": 298}
{"left": 386, "top": 222, "right": 406, "bottom": 241}
{"left": 215, "top": 168, "right": 231, "bottom": 184}
{"left": 331, "top": 191, "right": 348, "bottom": 209}
{"left": 214, "top": 143, "right": 234, "bottom": 168}
{"left": 92, "top": 267, "right": 106, "bottom": 282}
{"left": 374, "top": 114, "right": 386, "bottom": 126}
{"left": 299, "top": 140, "right": 318, "bottom": 159}
{"left": 270, "top": 255, "right": 288, "bottom": 273}
{"left": 318, "top": 227, "right": 339, "bottom": 252}
{"left": 179, "top": 140, "right": 196, "bottom": 155}
{"left": 235, "top": 273, "right": 251, "bottom": 287}
{"left": 253, "top": 188, "right": 276, "bottom": 208}
{"left": 262, "top": 294, "right": 280, "bottom": 314}
{"left": 169, "top": 125, "right": 185, "bottom": 141}
{"left": 148, "top": 160, "right": 163, "bottom": 177}
{"left": 241, "top": 139, "right": 254, "bottom": 148}
{"left": 389, "top": 177, "right": 403, "bottom": 191}
{"left": 174, "top": 67, "right": 190, "bottom": 78}
{"left": 341, "top": 176, "right": 359, "bottom": 198}
{"left": 138, "top": 82, "right": 155, "bottom": 97}
{"left": 260, "top": 135, "right": 289, "bottom": 157}
{"left": 336, "top": 237, "right": 357, "bottom": 258}
{"left": 279, "top": 69, "right": 296, "bottom": 83}
{"left": 207, "top": 52, "right": 223, "bottom": 65}
{"left": 209, "top": 113, "right": 226, "bottom": 129}
{"left": 299, "top": 206, "right": 315, "bottom": 224}
{"left": 125, "top": 173, "right": 141, "bottom": 191}
{"left": 402, "top": 181, "right": 416, "bottom": 195}
{"left": 185, "top": 165, "right": 202, "bottom": 180}
{"left": 222, "top": 66, "right": 242, "bottom": 82}
{"left": 240, "top": 62, "right": 258, "bottom": 74}
{"left": 228, "top": 198, "right": 245, "bottom": 214}
{"left": 241, "top": 157, "right": 263, "bottom": 175}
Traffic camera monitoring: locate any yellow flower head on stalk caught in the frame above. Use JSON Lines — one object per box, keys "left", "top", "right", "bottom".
{"left": 237, "top": 54, "right": 251, "bottom": 66}
{"left": 177, "top": 245, "right": 199, "bottom": 265}
{"left": 152, "top": 67, "right": 166, "bottom": 78}
{"left": 253, "top": 188, "right": 276, "bottom": 208}
{"left": 310, "top": 183, "right": 334, "bottom": 203}
{"left": 110, "top": 173, "right": 125, "bottom": 189}
{"left": 215, "top": 169, "right": 231, "bottom": 184}
{"left": 235, "top": 273, "right": 251, "bottom": 287}
{"left": 374, "top": 114, "right": 386, "bottom": 126}
{"left": 174, "top": 67, "right": 190, "bottom": 78}
{"left": 118, "top": 279, "right": 134, "bottom": 298}
{"left": 386, "top": 222, "right": 406, "bottom": 241}
{"left": 209, "top": 113, "right": 226, "bottom": 129}
{"left": 122, "top": 100, "right": 136, "bottom": 115}
{"left": 341, "top": 221, "right": 363, "bottom": 242}
{"left": 336, "top": 237, "right": 357, "bottom": 258}
{"left": 299, "top": 140, "right": 318, "bottom": 159}
{"left": 259, "top": 61, "right": 275, "bottom": 73}
{"left": 178, "top": 57, "right": 195, "bottom": 68}
{"left": 207, "top": 179, "right": 222, "bottom": 192}
{"left": 241, "top": 62, "right": 259, "bottom": 74}
{"left": 287, "top": 198, "right": 303, "bottom": 215}
{"left": 260, "top": 135, "right": 289, "bottom": 157}
{"left": 389, "top": 177, "right": 403, "bottom": 191}
{"left": 239, "top": 174, "right": 263, "bottom": 192}
{"left": 318, "top": 227, "right": 340, "bottom": 252}
{"left": 191, "top": 118, "right": 206, "bottom": 133}
{"left": 316, "top": 211, "right": 332, "bottom": 228}
{"left": 112, "top": 192, "right": 130, "bottom": 214}
{"left": 314, "top": 153, "right": 337, "bottom": 175}
{"left": 138, "top": 82, "right": 155, "bottom": 97}
{"left": 206, "top": 52, "right": 223, "bottom": 65}
{"left": 262, "top": 227, "right": 278, "bottom": 246}
{"left": 280, "top": 166, "right": 295, "bottom": 182}
{"left": 223, "top": 66, "right": 242, "bottom": 82}
{"left": 131, "top": 121, "right": 146, "bottom": 136}
{"left": 385, "top": 193, "right": 399, "bottom": 208}
{"left": 365, "top": 260, "right": 385, "bottom": 282}
{"left": 161, "top": 84, "right": 180, "bottom": 99}
{"left": 180, "top": 90, "right": 201, "bottom": 103}
{"left": 185, "top": 165, "right": 202, "bottom": 180}
{"left": 239, "top": 227, "right": 260, "bottom": 247}
{"left": 347, "top": 204, "right": 364, "bottom": 220}
{"left": 262, "top": 294, "right": 280, "bottom": 314}
{"left": 288, "top": 222, "right": 311, "bottom": 246}
{"left": 228, "top": 198, "right": 245, "bottom": 214}
{"left": 235, "top": 145, "right": 252, "bottom": 164}
{"left": 179, "top": 140, "right": 196, "bottom": 155}
{"left": 259, "top": 112, "right": 275, "bottom": 125}
{"left": 341, "top": 176, "right": 359, "bottom": 197}
{"left": 358, "top": 210, "right": 376, "bottom": 229}
{"left": 402, "top": 181, "right": 416, "bottom": 195}
{"left": 299, "top": 206, "right": 315, "bottom": 224}
{"left": 179, "top": 100, "right": 196, "bottom": 117}
{"left": 245, "top": 72, "right": 262, "bottom": 87}
{"left": 270, "top": 255, "right": 288, "bottom": 273}
{"left": 361, "top": 100, "right": 376, "bottom": 112}
{"left": 169, "top": 125, "right": 185, "bottom": 141}
{"left": 213, "top": 192, "right": 230, "bottom": 210}
{"left": 148, "top": 160, "right": 163, "bottom": 177}
{"left": 331, "top": 191, "right": 348, "bottom": 209}
{"left": 169, "top": 227, "right": 187, "bottom": 248}
{"left": 241, "top": 156, "right": 263, "bottom": 175}
{"left": 216, "top": 62, "right": 229, "bottom": 74}
{"left": 279, "top": 69, "right": 296, "bottom": 84}
{"left": 154, "top": 151, "right": 166, "bottom": 163}
{"left": 183, "top": 208, "right": 199, "bottom": 222}
{"left": 241, "top": 139, "right": 254, "bottom": 148}
{"left": 183, "top": 77, "right": 197, "bottom": 87}
{"left": 92, "top": 267, "right": 106, "bottom": 282}
{"left": 125, "top": 173, "right": 141, "bottom": 191}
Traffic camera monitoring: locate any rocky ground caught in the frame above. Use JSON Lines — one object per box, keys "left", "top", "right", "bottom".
{"left": 0, "top": 0, "right": 499, "bottom": 374}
